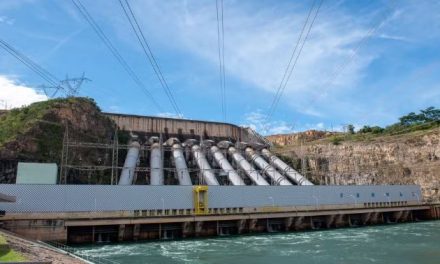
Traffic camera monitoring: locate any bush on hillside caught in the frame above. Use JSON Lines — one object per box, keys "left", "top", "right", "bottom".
{"left": 356, "top": 106, "right": 439, "bottom": 136}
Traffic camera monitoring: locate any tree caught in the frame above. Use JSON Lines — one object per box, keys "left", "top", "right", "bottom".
{"left": 399, "top": 107, "right": 440, "bottom": 125}
{"left": 420, "top": 106, "right": 440, "bottom": 122}
{"left": 359, "top": 125, "right": 372, "bottom": 133}
{"left": 347, "top": 124, "right": 355, "bottom": 134}
{"left": 399, "top": 112, "right": 424, "bottom": 125}
{"left": 370, "top": 126, "right": 384, "bottom": 134}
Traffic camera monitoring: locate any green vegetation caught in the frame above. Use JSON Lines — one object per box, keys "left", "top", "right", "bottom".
{"left": 0, "top": 97, "right": 98, "bottom": 147}
{"left": 0, "top": 234, "right": 27, "bottom": 262}
{"left": 331, "top": 107, "right": 440, "bottom": 145}
{"left": 347, "top": 124, "right": 355, "bottom": 134}
{"left": 358, "top": 125, "right": 384, "bottom": 134}
{"left": 358, "top": 106, "right": 439, "bottom": 136}
{"left": 329, "top": 136, "right": 343, "bottom": 145}
{"left": 0, "top": 97, "right": 106, "bottom": 162}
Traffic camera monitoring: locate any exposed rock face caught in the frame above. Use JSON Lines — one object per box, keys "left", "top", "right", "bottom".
{"left": 268, "top": 129, "right": 440, "bottom": 202}
{"left": 0, "top": 98, "right": 116, "bottom": 183}
{"left": 266, "top": 130, "right": 339, "bottom": 146}
{"left": 0, "top": 97, "right": 115, "bottom": 161}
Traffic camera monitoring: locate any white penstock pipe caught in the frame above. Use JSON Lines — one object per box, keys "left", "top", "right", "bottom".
{"left": 118, "top": 141, "right": 140, "bottom": 185}
{"left": 192, "top": 145, "right": 219, "bottom": 185}
{"left": 149, "top": 141, "right": 164, "bottom": 185}
{"left": 210, "top": 146, "right": 245, "bottom": 185}
{"left": 172, "top": 143, "right": 193, "bottom": 185}
{"left": 245, "top": 147, "right": 292, "bottom": 185}
{"left": 228, "top": 147, "right": 269, "bottom": 186}
{"left": 261, "top": 148, "right": 313, "bottom": 185}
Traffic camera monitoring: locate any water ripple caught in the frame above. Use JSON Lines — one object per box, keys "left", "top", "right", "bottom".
{"left": 73, "top": 221, "right": 440, "bottom": 264}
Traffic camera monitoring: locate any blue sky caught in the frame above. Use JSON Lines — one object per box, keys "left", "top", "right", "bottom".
{"left": 0, "top": 0, "right": 439, "bottom": 135}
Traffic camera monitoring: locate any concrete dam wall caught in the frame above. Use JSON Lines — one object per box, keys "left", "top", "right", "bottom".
{"left": 105, "top": 113, "right": 265, "bottom": 144}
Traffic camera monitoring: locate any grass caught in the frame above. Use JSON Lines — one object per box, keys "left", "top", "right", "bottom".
{"left": 0, "top": 234, "right": 27, "bottom": 262}
{"left": 0, "top": 97, "right": 99, "bottom": 148}
{"left": 318, "top": 123, "right": 440, "bottom": 145}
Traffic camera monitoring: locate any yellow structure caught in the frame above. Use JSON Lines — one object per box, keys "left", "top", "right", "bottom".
{"left": 193, "top": 186, "right": 208, "bottom": 215}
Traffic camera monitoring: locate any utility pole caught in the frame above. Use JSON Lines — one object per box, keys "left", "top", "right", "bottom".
{"left": 111, "top": 128, "right": 119, "bottom": 185}
{"left": 60, "top": 124, "right": 69, "bottom": 184}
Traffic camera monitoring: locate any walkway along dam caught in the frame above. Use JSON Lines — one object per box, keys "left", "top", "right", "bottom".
{"left": 0, "top": 113, "right": 439, "bottom": 244}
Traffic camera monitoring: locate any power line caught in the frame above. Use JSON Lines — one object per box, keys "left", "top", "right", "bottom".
{"left": 0, "top": 38, "right": 62, "bottom": 97}
{"left": 216, "top": 0, "right": 227, "bottom": 122}
{"left": 0, "top": 39, "right": 59, "bottom": 86}
{"left": 306, "top": 2, "right": 396, "bottom": 108}
{"left": 265, "top": 0, "right": 324, "bottom": 129}
{"left": 266, "top": 0, "right": 317, "bottom": 123}
{"left": 118, "top": 0, "right": 183, "bottom": 118}
{"left": 71, "top": 0, "right": 164, "bottom": 112}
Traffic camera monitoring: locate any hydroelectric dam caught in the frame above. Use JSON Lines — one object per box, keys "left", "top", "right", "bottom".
{"left": 0, "top": 113, "right": 438, "bottom": 244}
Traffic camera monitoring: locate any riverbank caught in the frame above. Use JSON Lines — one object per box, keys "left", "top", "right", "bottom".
{"left": 0, "top": 233, "right": 26, "bottom": 262}
{"left": 0, "top": 229, "right": 85, "bottom": 264}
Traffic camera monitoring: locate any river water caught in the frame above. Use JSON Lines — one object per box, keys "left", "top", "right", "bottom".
{"left": 74, "top": 221, "right": 439, "bottom": 264}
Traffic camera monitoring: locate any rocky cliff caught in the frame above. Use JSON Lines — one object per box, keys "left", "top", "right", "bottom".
{"left": 268, "top": 129, "right": 440, "bottom": 202}
{"left": 0, "top": 97, "right": 116, "bottom": 183}
{"left": 266, "top": 130, "right": 340, "bottom": 146}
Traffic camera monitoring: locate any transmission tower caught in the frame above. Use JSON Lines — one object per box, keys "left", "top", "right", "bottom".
{"left": 61, "top": 73, "right": 91, "bottom": 97}
{"left": 40, "top": 72, "right": 91, "bottom": 98}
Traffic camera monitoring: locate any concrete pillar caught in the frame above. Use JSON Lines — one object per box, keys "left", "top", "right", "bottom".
{"left": 249, "top": 219, "right": 258, "bottom": 232}
{"left": 310, "top": 217, "right": 315, "bottom": 229}
{"left": 325, "top": 215, "right": 335, "bottom": 228}
{"left": 361, "top": 213, "right": 371, "bottom": 225}
{"left": 118, "top": 224, "right": 125, "bottom": 242}
{"left": 237, "top": 219, "right": 246, "bottom": 234}
{"left": 284, "top": 217, "right": 293, "bottom": 231}
{"left": 294, "top": 216, "right": 304, "bottom": 230}
{"left": 334, "top": 215, "right": 345, "bottom": 228}
{"left": 370, "top": 212, "right": 379, "bottom": 224}
{"left": 431, "top": 206, "right": 440, "bottom": 219}
{"left": 401, "top": 211, "right": 410, "bottom": 222}
{"left": 182, "top": 222, "right": 192, "bottom": 238}
{"left": 195, "top": 221, "right": 203, "bottom": 237}
{"left": 393, "top": 211, "right": 404, "bottom": 222}
{"left": 133, "top": 224, "right": 140, "bottom": 241}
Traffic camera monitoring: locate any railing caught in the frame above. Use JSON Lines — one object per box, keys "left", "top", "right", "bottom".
{"left": 246, "top": 127, "right": 272, "bottom": 147}
{"left": 45, "top": 241, "right": 119, "bottom": 264}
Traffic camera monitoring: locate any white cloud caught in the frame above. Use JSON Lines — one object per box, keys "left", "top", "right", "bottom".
{"left": 241, "top": 111, "right": 353, "bottom": 135}
{"left": 377, "top": 33, "right": 409, "bottom": 42}
{"left": 108, "top": 105, "right": 121, "bottom": 112}
{"left": 0, "top": 75, "right": 47, "bottom": 109}
{"left": 111, "top": 1, "right": 381, "bottom": 117}
{"left": 242, "top": 110, "right": 294, "bottom": 136}
{"left": 0, "top": 15, "right": 14, "bottom": 25}
{"left": 66, "top": 0, "right": 439, "bottom": 125}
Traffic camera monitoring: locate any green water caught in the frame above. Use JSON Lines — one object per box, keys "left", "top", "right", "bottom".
{"left": 74, "top": 221, "right": 440, "bottom": 264}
